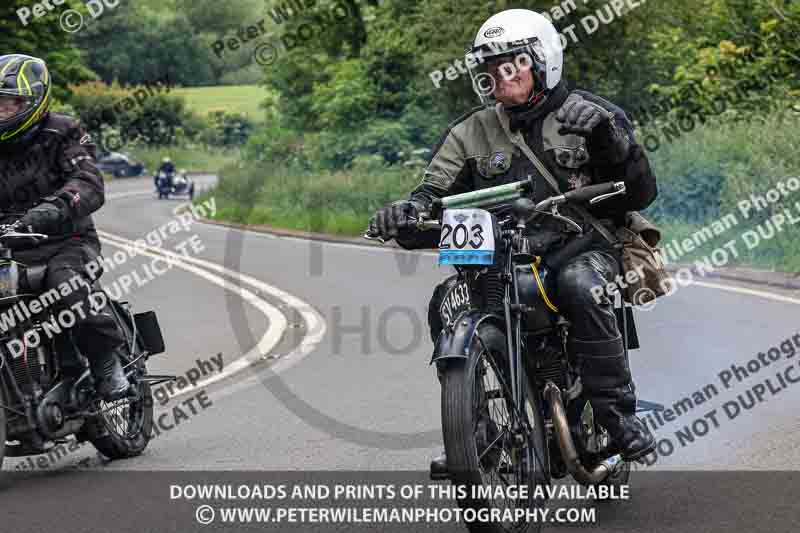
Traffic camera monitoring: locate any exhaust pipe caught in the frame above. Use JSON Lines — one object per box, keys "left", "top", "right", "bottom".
{"left": 543, "top": 381, "right": 621, "bottom": 485}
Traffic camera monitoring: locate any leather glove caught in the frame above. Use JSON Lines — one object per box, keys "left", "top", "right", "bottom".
{"left": 19, "top": 199, "right": 67, "bottom": 234}
{"left": 370, "top": 200, "right": 421, "bottom": 240}
{"left": 555, "top": 93, "right": 632, "bottom": 165}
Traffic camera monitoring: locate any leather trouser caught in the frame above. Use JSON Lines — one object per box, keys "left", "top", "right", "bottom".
{"left": 554, "top": 249, "right": 637, "bottom": 432}
{"left": 16, "top": 240, "right": 125, "bottom": 358}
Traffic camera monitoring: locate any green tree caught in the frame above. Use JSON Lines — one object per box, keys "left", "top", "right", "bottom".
{"left": 0, "top": 0, "right": 96, "bottom": 100}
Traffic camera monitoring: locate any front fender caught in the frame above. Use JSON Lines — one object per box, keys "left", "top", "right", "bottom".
{"left": 430, "top": 310, "right": 505, "bottom": 367}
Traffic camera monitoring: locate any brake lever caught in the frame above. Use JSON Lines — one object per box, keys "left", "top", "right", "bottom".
{"left": 535, "top": 205, "right": 583, "bottom": 233}
{"left": 589, "top": 183, "right": 627, "bottom": 205}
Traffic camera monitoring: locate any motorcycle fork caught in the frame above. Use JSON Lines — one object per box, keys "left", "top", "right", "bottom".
{"left": 502, "top": 233, "right": 529, "bottom": 442}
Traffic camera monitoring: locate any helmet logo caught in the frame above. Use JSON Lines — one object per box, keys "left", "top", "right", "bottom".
{"left": 484, "top": 27, "right": 505, "bottom": 38}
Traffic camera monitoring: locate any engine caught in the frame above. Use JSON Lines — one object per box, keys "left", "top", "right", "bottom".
{"left": 8, "top": 325, "right": 59, "bottom": 394}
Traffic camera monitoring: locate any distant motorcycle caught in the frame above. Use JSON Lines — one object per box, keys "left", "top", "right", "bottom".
{"left": 155, "top": 170, "right": 194, "bottom": 200}
{"left": 0, "top": 221, "right": 171, "bottom": 474}
{"left": 366, "top": 179, "right": 635, "bottom": 533}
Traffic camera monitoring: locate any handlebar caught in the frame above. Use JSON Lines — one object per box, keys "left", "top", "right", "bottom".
{"left": 0, "top": 220, "right": 49, "bottom": 243}
{"left": 561, "top": 181, "right": 625, "bottom": 205}
{"left": 364, "top": 179, "right": 626, "bottom": 242}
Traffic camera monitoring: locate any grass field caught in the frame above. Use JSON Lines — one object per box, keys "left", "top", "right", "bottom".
{"left": 172, "top": 85, "right": 270, "bottom": 121}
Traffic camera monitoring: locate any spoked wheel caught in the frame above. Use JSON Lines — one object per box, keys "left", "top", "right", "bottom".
{"left": 89, "top": 352, "right": 153, "bottom": 460}
{"left": 441, "top": 322, "right": 550, "bottom": 533}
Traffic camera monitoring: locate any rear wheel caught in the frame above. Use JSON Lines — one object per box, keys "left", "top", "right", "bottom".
{"left": 89, "top": 364, "right": 153, "bottom": 459}
{"left": 88, "top": 300, "right": 154, "bottom": 459}
{"left": 441, "top": 322, "right": 549, "bottom": 533}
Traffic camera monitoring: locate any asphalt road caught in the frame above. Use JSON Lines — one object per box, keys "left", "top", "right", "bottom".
{"left": 2, "top": 175, "right": 799, "bottom": 532}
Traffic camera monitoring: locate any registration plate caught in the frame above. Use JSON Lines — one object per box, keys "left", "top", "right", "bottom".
{"left": 438, "top": 208, "right": 495, "bottom": 265}
{"left": 439, "top": 280, "right": 472, "bottom": 329}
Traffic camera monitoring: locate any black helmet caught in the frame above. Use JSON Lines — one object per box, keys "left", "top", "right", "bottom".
{"left": 0, "top": 54, "right": 52, "bottom": 146}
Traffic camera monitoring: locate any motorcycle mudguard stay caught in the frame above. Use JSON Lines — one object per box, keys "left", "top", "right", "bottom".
{"left": 430, "top": 309, "right": 506, "bottom": 369}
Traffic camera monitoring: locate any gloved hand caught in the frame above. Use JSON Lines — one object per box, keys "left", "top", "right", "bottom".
{"left": 369, "top": 200, "right": 421, "bottom": 240}
{"left": 19, "top": 200, "right": 67, "bottom": 234}
{"left": 555, "top": 93, "right": 631, "bottom": 165}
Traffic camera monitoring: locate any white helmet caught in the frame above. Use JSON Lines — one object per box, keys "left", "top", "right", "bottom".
{"left": 467, "top": 9, "right": 563, "bottom": 106}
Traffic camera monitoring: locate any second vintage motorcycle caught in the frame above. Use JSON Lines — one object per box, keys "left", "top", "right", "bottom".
{"left": 0, "top": 221, "right": 170, "bottom": 476}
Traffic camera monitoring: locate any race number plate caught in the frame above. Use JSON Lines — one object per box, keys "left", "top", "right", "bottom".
{"left": 438, "top": 209, "right": 495, "bottom": 265}
{"left": 439, "top": 280, "right": 471, "bottom": 329}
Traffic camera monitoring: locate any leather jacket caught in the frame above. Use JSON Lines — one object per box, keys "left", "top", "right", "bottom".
{"left": 0, "top": 112, "right": 105, "bottom": 259}
{"left": 397, "top": 81, "right": 657, "bottom": 255}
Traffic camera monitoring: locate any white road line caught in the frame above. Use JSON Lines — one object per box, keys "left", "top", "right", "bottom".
{"left": 106, "top": 191, "right": 153, "bottom": 200}
{"left": 693, "top": 281, "right": 800, "bottom": 306}
{"left": 98, "top": 229, "right": 327, "bottom": 401}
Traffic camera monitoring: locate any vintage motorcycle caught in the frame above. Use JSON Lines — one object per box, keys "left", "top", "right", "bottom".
{"left": 155, "top": 170, "right": 195, "bottom": 200}
{"left": 0, "top": 221, "right": 170, "bottom": 474}
{"left": 366, "top": 179, "right": 639, "bottom": 532}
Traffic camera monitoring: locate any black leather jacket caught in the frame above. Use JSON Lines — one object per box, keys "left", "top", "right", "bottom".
{"left": 0, "top": 112, "right": 105, "bottom": 259}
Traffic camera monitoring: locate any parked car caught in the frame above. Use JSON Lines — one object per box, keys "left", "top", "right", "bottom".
{"left": 96, "top": 152, "right": 146, "bottom": 178}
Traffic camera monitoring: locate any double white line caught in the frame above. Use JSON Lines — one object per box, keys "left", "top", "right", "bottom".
{"left": 97, "top": 228, "right": 326, "bottom": 400}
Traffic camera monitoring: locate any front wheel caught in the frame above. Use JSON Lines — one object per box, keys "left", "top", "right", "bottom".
{"left": 440, "top": 322, "right": 549, "bottom": 533}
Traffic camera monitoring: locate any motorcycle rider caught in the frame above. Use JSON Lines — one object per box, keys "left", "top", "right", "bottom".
{"left": 155, "top": 157, "right": 175, "bottom": 190}
{"left": 370, "top": 10, "right": 657, "bottom": 476}
{"left": 0, "top": 54, "right": 129, "bottom": 402}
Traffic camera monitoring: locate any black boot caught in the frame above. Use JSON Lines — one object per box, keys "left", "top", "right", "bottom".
{"left": 572, "top": 335, "right": 655, "bottom": 461}
{"left": 90, "top": 351, "right": 130, "bottom": 402}
{"left": 430, "top": 450, "right": 449, "bottom": 480}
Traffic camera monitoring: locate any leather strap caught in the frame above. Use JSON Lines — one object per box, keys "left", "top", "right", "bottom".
{"left": 495, "top": 104, "right": 620, "bottom": 248}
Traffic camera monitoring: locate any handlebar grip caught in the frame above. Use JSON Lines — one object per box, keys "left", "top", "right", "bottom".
{"left": 562, "top": 182, "right": 620, "bottom": 204}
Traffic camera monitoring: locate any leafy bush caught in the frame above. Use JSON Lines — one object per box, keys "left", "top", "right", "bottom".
{"left": 198, "top": 110, "right": 255, "bottom": 146}
{"left": 69, "top": 81, "right": 196, "bottom": 150}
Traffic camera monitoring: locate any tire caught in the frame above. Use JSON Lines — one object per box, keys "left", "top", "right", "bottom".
{"left": 188, "top": 184, "right": 195, "bottom": 200}
{"left": 88, "top": 373, "right": 153, "bottom": 460}
{"left": 441, "top": 322, "right": 549, "bottom": 533}
{"left": 88, "top": 301, "right": 154, "bottom": 460}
